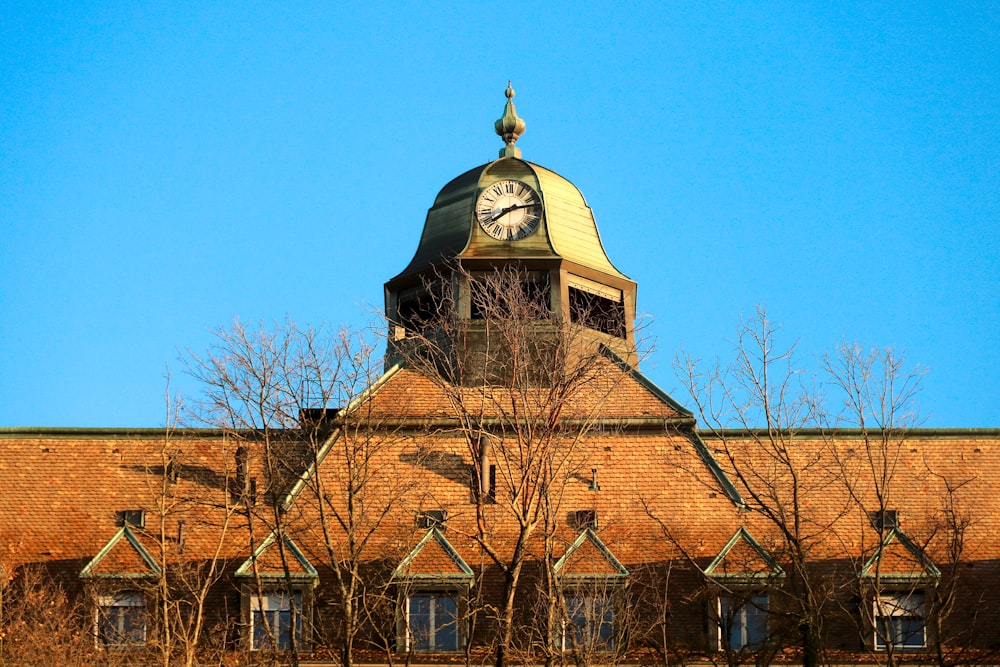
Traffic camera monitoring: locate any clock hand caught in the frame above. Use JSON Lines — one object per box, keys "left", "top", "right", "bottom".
{"left": 498, "top": 202, "right": 536, "bottom": 218}
{"left": 488, "top": 203, "right": 519, "bottom": 222}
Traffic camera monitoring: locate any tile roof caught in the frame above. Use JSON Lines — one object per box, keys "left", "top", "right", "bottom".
{"left": 79, "top": 525, "right": 160, "bottom": 578}
{"left": 392, "top": 528, "right": 473, "bottom": 581}
{"left": 554, "top": 528, "right": 628, "bottom": 580}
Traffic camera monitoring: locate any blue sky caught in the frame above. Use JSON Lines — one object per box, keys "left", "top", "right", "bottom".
{"left": 1, "top": 2, "right": 997, "bottom": 427}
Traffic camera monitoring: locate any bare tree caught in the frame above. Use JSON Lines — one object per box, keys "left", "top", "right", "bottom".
{"left": 675, "top": 308, "right": 853, "bottom": 667}
{"left": 0, "top": 566, "right": 102, "bottom": 666}
{"left": 142, "top": 381, "right": 244, "bottom": 667}
{"left": 395, "top": 264, "right": 632, "bottom": 667}
{"left": 672, "top": 307, "right": 993, "bottom": 667}
{"left": 284, "top": 329, "right": 424, "bottom": 667}
{"left": 822, "top": 343, "right": 928, "bottom": 666}
{"left": 186, "top": 318, "right": 419, "bottom": 667}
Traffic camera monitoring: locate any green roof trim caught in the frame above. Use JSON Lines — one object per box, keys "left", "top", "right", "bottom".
{"left": 553, "top": 528, "right": 629, "bottom": 580}
{"left": 598, "top": 347, "right": 744, "bottom": 507}
{"left": 281, "top": 364, "right": 405, "bottom": 509}
{"left": 392, "top": 527, "right": 474, "bottom": 582}
{"left": 704, "top": 527, "right": 784, "bottom": 581}
{"left": 599, "top": 345, "right": 693, "bottom": 418}
{"left": 80, "top": 525, "right": 161, "bottom": 579}
{"left": 689, "top": 431, "right": 745, "bottom": 507}
{"left": 235, "top": 533, "right": 318, "bottom": 580}
{"left": 861, "top": 528, "right": 941, "bottom": 583}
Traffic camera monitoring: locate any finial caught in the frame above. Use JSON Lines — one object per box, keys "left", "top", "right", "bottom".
{"left": 494, "top": 81, "right": 525, "bottom": 158}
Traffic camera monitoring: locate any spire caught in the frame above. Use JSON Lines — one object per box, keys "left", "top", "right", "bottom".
{"left": 494, "top": 81, "right": 525, "bottom": 158}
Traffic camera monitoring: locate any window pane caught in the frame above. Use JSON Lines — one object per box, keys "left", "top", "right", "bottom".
{"left": 251, "top": 592, "right": 302, "bottom": 650}
{"left": 434, "top": 595, "right": 458, "bottom": 651}
{"left": 408, "top": 592, "right": 460, "bottom": 652}
{"left": 98, "top": 592, "right": 146, "bottom": 647}
{"left": 252, "top": 610, "right": 270, "bottom": 649}
{"left": 408, "top": 595, "right": 432, "bottom": 650}
{"left": 563, "top": 595, "right": 614, "bottom": 652}
{"left": 720, "top": 594, "right": 768, "bottom": 651}
{"left": 875, "top": 591, "right": 925, "bottom": 650}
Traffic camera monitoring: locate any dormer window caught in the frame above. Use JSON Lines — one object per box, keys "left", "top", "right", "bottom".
{"left": 96, "top": 591, "right": 147, "bottom": 648}
{"left": 251, "top": 590, "right": 303, "bottom": 651}
{"left": 875, "top": 590, "right": 926, "bottom": 650}
{"left": 718, "top": 593, "right": 769, "bottom": 651}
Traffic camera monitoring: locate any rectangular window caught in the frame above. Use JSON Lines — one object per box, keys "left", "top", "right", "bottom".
{"left": 96, "top": 591, "right": 146, "bottom": 648}
{"left": 719, "top": 593, "right": 768, "bottom": 651}
{"left": 116, "top": 509, "right": 145, "bottom": 528}
{"left": 251, "top": 591, "right": 303, "bottom": 651}
{"left": 875, "top": 590, "right": 925, "bottom": 650}
{"left": 567, "top": 282, "right": 626, "bottom": 338}
{"left": 563, "top": 594, "right": 615, "bottom": 652}
{"left": 571, "top": 509, "right": 598, "bottom": 530}
{"left": 417, "top": 509, "right": 448, "bottom": 529}
{"left": 868, "top": 509, "right": 899, "bottom": 532}
{"left": 406, "top": 591, "right": 460, "bottom": 652}
{"left": 469, "top": 271, "right": 550, "bottom": 320}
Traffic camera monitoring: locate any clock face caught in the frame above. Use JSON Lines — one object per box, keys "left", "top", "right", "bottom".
{"left": 475, "top": 180, "right": 542, "bottom": 241}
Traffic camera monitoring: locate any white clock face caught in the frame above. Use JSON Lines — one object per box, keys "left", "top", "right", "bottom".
{"left": 475, "top": 180, "right": 542, "bottom": 241}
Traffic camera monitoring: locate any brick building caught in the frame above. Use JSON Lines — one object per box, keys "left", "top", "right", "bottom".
{"left": 2, "top": 87, "right": 998, "bottom": 665}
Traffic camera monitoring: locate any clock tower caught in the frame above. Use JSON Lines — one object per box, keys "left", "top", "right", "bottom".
{"left": 385, "top": 83, "right": 639, "bottom": 369}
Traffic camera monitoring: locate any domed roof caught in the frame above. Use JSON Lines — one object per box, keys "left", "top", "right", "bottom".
{"left": 392, "top": 156, "right": 630, "bottom": 282}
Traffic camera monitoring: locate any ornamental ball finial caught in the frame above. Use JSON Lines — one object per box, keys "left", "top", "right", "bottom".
{"left": 495, "top": 81, "right": 525, "bottom": 158}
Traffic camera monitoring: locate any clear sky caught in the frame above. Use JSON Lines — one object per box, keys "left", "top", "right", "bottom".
{"left": 2, "top": 2, "right": 998, "bottom": 428}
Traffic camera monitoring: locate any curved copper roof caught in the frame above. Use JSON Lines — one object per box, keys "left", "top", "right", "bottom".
{"left": 392, "top": 157, "right": 630, "bottom": 282}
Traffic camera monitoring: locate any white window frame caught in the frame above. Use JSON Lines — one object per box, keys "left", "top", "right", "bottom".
{"left": 718, "top": 593, "right": 768, "bottom": 651}
{"left": 874, "top": 590, "right": 926, "bottom": 651}
{"left": 95, "top": 591, "right": 147, "bottom": 648}
{"left": 250, "top": 590, "right": 303, "bottom": 651}
{"left": 561, "top": 592, "right": 616, "bottom": 653}
{"left": 403, "top": 589, "right": 463, "bottom": 653}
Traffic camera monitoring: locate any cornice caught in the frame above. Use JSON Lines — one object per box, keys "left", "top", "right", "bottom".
{"left": 701, "top": 428, "right": 1000, "bottom": 439}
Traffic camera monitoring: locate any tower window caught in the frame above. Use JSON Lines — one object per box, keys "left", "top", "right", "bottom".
{"left": 568, "top": 287, "right": 625, "bottom": 337}
{"left": 470, "top": 271, "right": 550, "bottom": 320}
{"left": 397, "top": 292, "right": 440, "bottom": 332}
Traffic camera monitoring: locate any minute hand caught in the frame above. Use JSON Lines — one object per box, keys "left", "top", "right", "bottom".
{"left": 500, "top": 203, "right": 536, "bottom": 217}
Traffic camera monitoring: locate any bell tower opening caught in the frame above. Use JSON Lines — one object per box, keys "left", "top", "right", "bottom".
{"left": 385, "top": 83, "right": 640, "bottom": 371}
